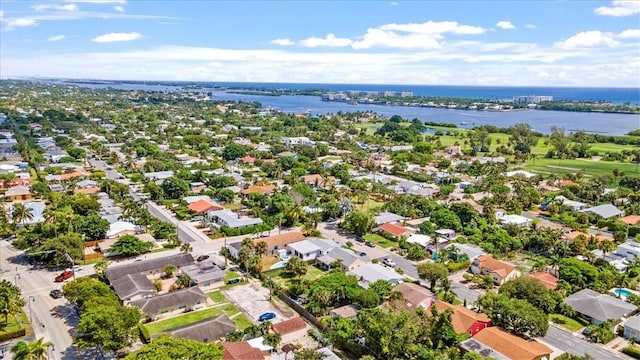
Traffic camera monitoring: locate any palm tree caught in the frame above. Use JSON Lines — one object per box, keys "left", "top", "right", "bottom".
{"left": 179, "top": 242, "right": 192, "bottom": 253}
{"left": 255, "top": 241, "right": 268, "bottom": 258}
{"left": 11, "top": 203, "right": 33, "bottom": 226}
{"left": 11, "top": 338, "right": 53, "bottom": 360}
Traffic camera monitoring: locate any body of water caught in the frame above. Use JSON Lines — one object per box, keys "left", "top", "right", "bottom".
{"left": 62, "top": 81, "right": 640, "bottom": 135}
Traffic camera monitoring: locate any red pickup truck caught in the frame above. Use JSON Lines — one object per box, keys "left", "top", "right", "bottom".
{"left": 54, "top": 270, "right": 73, "bottom": 282}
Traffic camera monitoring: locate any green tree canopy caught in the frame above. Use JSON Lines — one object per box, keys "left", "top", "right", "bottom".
{"left": 108, "top": 235, "right": 154, "bottom": 257}
{"left": 75, "top": 303, "right": 141, "bottom": 353}
{"left": 124, "top": 335, "right": 223, "bottom": 360}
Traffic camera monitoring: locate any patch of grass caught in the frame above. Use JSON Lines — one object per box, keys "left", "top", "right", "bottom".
{"left": 231, "top": 314, "right": 253, "bottom": 330}
{"left": 356, "top": 197, "right": 386, "bottom": 211}
{"left": 524, "top": 157, "right": 639, "bottom": 177}
{"left": 224, "top": 271, "right": 242, "bottom": 281}
{"left": 207, "top": 291, "right": 227, "bottom": 304}
{"left": 224, "top": 203, "right": 244, "bottom": 211}
{"left": 364, "top": 233, "right": 398, "bottom": 248}
{"left": 145, "top": 304, "right": 240, "bottom": 334}
{"left": 0, "top": 312, "right": 29, "bottom": 339}
{"left": 549, "top": 313, "right": 589, "bottom": 332}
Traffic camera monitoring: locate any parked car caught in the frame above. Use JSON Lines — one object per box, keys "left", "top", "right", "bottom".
{"left": 54, "top": 270, "right": 73, "bottom": 282}
{"left": 382, "top": 258, "right": 396, "bottom": 267}
{"left": 355, "top": 236, "right": 365, "bottom": 243}
{"left": 49, "top": 289, "right": 63, "bottom": 299}
{"left": 365, "top": 240, "right": 375, "bottom": 248}
{"left": 258, "top": 312, "right": 276, "bottom": 322}
{"left": 66, "top": 265, "right": 83, "bottom": 272}
{"left": 226, "top": 277, "right": 242, "bottom": 285}
{"left": 196, "top": 255, "right": 210, "bottom": 262}
{"left": 358, "top": 252, "right": 367, "bottom": 257}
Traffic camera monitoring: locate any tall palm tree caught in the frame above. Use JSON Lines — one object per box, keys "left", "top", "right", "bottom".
{"left": 11, "top": 337, "right": 53, "bottom": 360}
{"left": 179, "top": 242, "right": 192, "bottom": 253}
{"left": 11, "top": 203, "right": 33, "bottom": 226}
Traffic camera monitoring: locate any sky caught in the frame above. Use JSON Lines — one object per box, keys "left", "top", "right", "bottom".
{"left": 0, "top": 0, "right": 639, "bottom": 87}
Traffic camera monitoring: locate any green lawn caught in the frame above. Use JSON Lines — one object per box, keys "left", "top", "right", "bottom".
{"left": 549, "top": 314, "right": 589, "bottom": 332}
{"left": 224, "top": 271, "right": 242, "bottom": 281}
{"left": 355, "top": 197, "right": 386, "bottom": 211}
{"left": 207, "top": 290, "right": 227, "bottom": 304}
{"left": 266, "top": 264, "right": 326, "bottom": 285}
{"left": 224, "top": 203, "right": 244, "bottom": 211}
{"left": 364, "top": 233, "right": 398, "bottom": 248}
{"left": 0, "top": 312, "right": 27, "bottom": 339}
{"left": 145, "top": 304, "right": 240, "bottom": 334}
{"left": 231, "top": 314, "right": 253, "bottom": 330}
{"left": 523, "top": 157, "right": 639, "bottom": 177}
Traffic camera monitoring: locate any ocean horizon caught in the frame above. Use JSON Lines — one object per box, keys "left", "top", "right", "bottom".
{"left": 52, "top": 79, "right": 640, "bottom": 105}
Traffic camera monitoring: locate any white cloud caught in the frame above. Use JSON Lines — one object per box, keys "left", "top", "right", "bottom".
{"left": 390, "top": 1, "right": 398, "bottom": 5}
{"left": 496, "top": 21, "right": 516, "bottom": 30}
{"left": 32, "top": 4, "right": 78, "bottom": 11}
{"left": 299, "top": 34, "right": 353, "bottom": 48}
{"left": 0, "top": 10, "right": 3, "bottom": 20}
{"left": 525, "top": 24, "right": 537, "bottom": 29}
{"left": 3, "top": 18, "right": 38, "bottom": 31}
{"left": 617, "top": 29, "right": 640, "bottom": 39}
{"left": 594, "top": 0, "right": 640, "bottom": 16}
{"left": 114, "top": 5, "right": 125, "bottom": 12}
{"left": 269, "top": 38, "right": 294, "bottom": 46}
{"left": 555, "top": 31, "right": 620, "bottom": 49}
{"left": 47, "top": 35, "right": 66, "bottom": 42}
{"left": 66, "top": 0, "right": 127, "bottom": 3}
{"left": 91, "top": 32, "right": 141, "bottom": 43}
{"left": 351, "top": 28, "right": 441, "bottom": 49}
{"left": 379, "top": 20, "right": 486, "bottom": 35}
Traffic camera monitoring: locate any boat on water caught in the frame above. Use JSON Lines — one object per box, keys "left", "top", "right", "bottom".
{"left": 460, "top": 122, "right": 468, "bottom": 125}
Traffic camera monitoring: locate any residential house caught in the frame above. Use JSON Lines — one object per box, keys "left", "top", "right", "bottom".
{"left": 271, "top": 317, "right": 308, "bottom": 344}
{"left": 228, "top": 232, "right": 305, "bottom": 259}
{"left": 499, "top": 214, "right": 531, "bottom": 227}
{"left": 435, "top": 229, "right": 456, "bottom": 239}
{"left": 582, "top": 204, "right": 625, "bottom": 219}
{"left": 527, "top": 272, "right": 559, "bottom": 290}
{"left": 620, "top": 215, "right": 640, "bottom": 226}
{"left": 469, "top": 255, "right": 520, "bottom": 285}
{"left": 189, "top": 182, "right": 207, "bottom": 193}
{"left": 240, "top": 184, "right": 275, "bottom": 196}
{"left": 187, "top": 199, "right": 224, "bottom": 214}
{"left": 459, "top": 327, "right": 551, "bottom": 360}
{"left": 286, "top": 238, "right": 339, "bottom": 261}
{"left": 0, "top": 138, "right": 18, "bottom": 157}
{"left": 282, "top": 137, "right": 315, "bottom": 147}
{"left": 565, "top": 289, "right": 637, "bottom": 325}
{"left": 183, "top": 195, "right": 213, "bottom": 204}
{"left": 350, "top": 263, "right": 404, "bottom": 288}
{"left": 132, "top": 287, "right": 207, "bottom": 320}
{"left": 376, "top": 222, "right": 411, "bottom": 239}
{"left": 434, "top": 301, "right": 491, "bottom": 336}
{"left": 374, "top": 212, "right": 406, "bottom": 226}
{"left": 329, "top": 304, "right": 361, "bottom": 319}
{"left": 181, "top": 263, "right": 226, "bottom": 290}
{"left": 10, "top": 201, "right": 45, "bottom": 225}
{"left": 3, "top": 185, "right": 32, "bottom": 201}
{"left": 222, "top": 341, "right": 264, "bottom": 360}
{"left": 393, "top": 283, "right": 437, "bottom": 310}
{"left": 106, "top": 253, "right": 194, "bottom": 284}
{"left": 617, "top": 241, "right": 640, "bottom": 262}
{"left": 623, "top": 314, "right": 640, "bottom": 340}
{"left": 210, "top": 209, "right": 263, "bottom": 229}
{"left": 406, "top": 234, "right": 433, "bottom": 248}
{"left": 317, "top": 248, "right": 366, "bottom": 271}
{"left": 106, "top": 221, "right": 139, "bottom": 239}
{"left": 168, "top": 314, "right": 237, "bottom": 343}
{"left": 74, "top": 179, "right": 101, "bottom": 194}
{"left": 110, "top": 273, "right": 156, "bottom": 303}
{"left": 300, "top": 174, "right": 325, "bottom": 189}
{"left": 447, "top": 145, "right": 463, "bottom": 156}
{"left": 552, "top": 195, "right": 588, "bottom": 211}
{"left": 143, "top": 171, "right": 174, "bottom": 184}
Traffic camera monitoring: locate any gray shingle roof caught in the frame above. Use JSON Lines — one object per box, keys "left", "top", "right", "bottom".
{"left": 110, "top": 273, "right": 156, "bottom": 301}
{"left": 582, "top": 204, "right": 625, "bottom": 219}
{"left": 374, "top": 212, "right": 406, "bottom": 225}
{"left": 181, "top": 264, "right": 226, "bottom": 284}
{"left": 565, "top": 289, "right": 636, "bottom": 323}
{"left": 166, "top": 314, "right": 237, "bottom": 343}
{"left": 106, "top": 253, "right": 194, "bottom": 282}
{"left": 317, "top": 248, "right": 362, "bottom": 268}
{"left": 131, "top": 286, "right": 206, "bottom": 315}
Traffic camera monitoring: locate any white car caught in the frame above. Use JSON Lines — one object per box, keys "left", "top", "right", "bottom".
{"left": 66, "top": 265, "right": 83, "bottom": 272}
{"left": 382, "top": 258, "right": 396, "bottom": 267}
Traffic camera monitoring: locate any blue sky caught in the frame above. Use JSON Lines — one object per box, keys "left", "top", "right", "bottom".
{"left": 1, "top": 0, "right": 639, "bottom": 87}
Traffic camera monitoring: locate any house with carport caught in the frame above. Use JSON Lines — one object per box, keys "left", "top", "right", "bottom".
{"left": 469, "top": 255, "right": 520, "bottom": 285}
{"left": 132, "top": 287, "right": 207, "bottom": 321}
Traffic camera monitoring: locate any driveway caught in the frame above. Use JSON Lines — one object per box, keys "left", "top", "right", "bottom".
{"left": 223, "top": 281, "right": 292, "bottom": 325}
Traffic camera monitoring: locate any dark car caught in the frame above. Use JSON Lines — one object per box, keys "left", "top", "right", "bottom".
{"left": 226, "top": 277, "right": 242, "bottom": 285}
{"left": 355, "top": 236, "right": 365, "bottom": 243}
{"left": 258, "top": 312, "right": 276, "bottom": 322}
{"left": 196, "top": 255, "right": 210, "bottom": 262}
{"left": 358, "top": 252, "right": 367, "bottom": 257}
{"left": 50, "top": 289, "right": 63, "bottom": 299}
{"left": 365, "top": 241, "right": 376, "bottom": 248}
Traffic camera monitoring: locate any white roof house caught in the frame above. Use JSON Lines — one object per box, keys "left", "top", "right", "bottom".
{"left": 582, "top": 204, "right": 625, "bottom": 219}
{"left": 499, "top": 214, "right": 531, "bottom": 227}
{"left": 107, "top": 221, "right": 138, "bottom": 238}
{"left": 406, "top": 234, "right": 433, "bottom": 248}
{"left": 350, "top": 263, "right": 404, "bottom": 288}
{"left": 554, "top": 196, "right": 588, "bottom": 211}
{"left": 210, "top": 209, "right": 263, "bottom": 229}
{"left": 287, "top": 239, "right": 339, "bottom": 261}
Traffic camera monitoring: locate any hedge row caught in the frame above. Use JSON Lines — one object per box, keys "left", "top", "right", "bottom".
{"left": 138, "top": 323, "right": 151, "bottom": 344}
{"left": 623, "top": 346, "right": 640, "bottom": 359}
{"left": 220, "top": 223, "right": 272, "bottom": 236}
{"left": 0, "top": 327, "right": 26, "bottom": 342}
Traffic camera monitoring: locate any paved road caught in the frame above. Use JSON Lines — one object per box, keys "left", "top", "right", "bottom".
{"left": 451, "top": 282, "right": 480, "bottom": 303}
{"left": 542, "top": 326, "right": 627, "bottom": 360}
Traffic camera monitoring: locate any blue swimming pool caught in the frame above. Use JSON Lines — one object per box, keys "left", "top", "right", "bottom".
{"left": 270, "top": 261, "right": 288, "bottom": 270}
{"left": 614, "top": 288, "right": 632, "bottom": 298}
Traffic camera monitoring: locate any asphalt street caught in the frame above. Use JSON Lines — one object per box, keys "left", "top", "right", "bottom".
{"left": 542, "top": 326, "right": 627, "bottom": 360}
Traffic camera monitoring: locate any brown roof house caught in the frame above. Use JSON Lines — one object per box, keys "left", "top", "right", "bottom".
{"left": 434, "top": 301, "right": 491, "bottom": 337}
{"left": 460, "top": 327, "right": 551, "bottom": 360}
{"left": 469, "top": 255, "right": 520, "bottom": 285}
{"left": 392, "top": 283, "right": 437, "bottom": 310}
{"left": 4, "top": 185, "right": 32, "bottom": 201}
{"left": 271, "top": 317, "right": 308, "bottom": 344}
{"left": 527, "top": 272, "right": 559, "bottom": 290}
{"left": 222, "top": 341, "right": 265, "bottom": 360}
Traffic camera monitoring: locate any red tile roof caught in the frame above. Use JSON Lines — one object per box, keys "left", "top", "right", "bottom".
{"left": 258, "top": 232, "right": 305, "bottom": 248}
{"left": 188, "top": 199, "right": 224, "bottom": 213}
{"left": 378, "top": 222, "right": 409, "bottom": 236}
{"left": 222, "top": 341, "right": 264, "bottom": 360}
{"left": 474, "top": 255, "right": 516, "bottom": 278}
{"left": 472, "top": 327, "right": 551, "bottom": 360}
{"left": 434, "top": 301, "right": 491, "bottom": 334}
{"left": 620, "top": 215, "right": 640, "bottom": 226}
{"left": 527, "top": 272, "right": 559, "bottom": 290}
{"left": 240, "top": 156, "right": 256, "bottom": 164}
{"left": 272, "top": 317, "right": 307, "bottom": 335}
